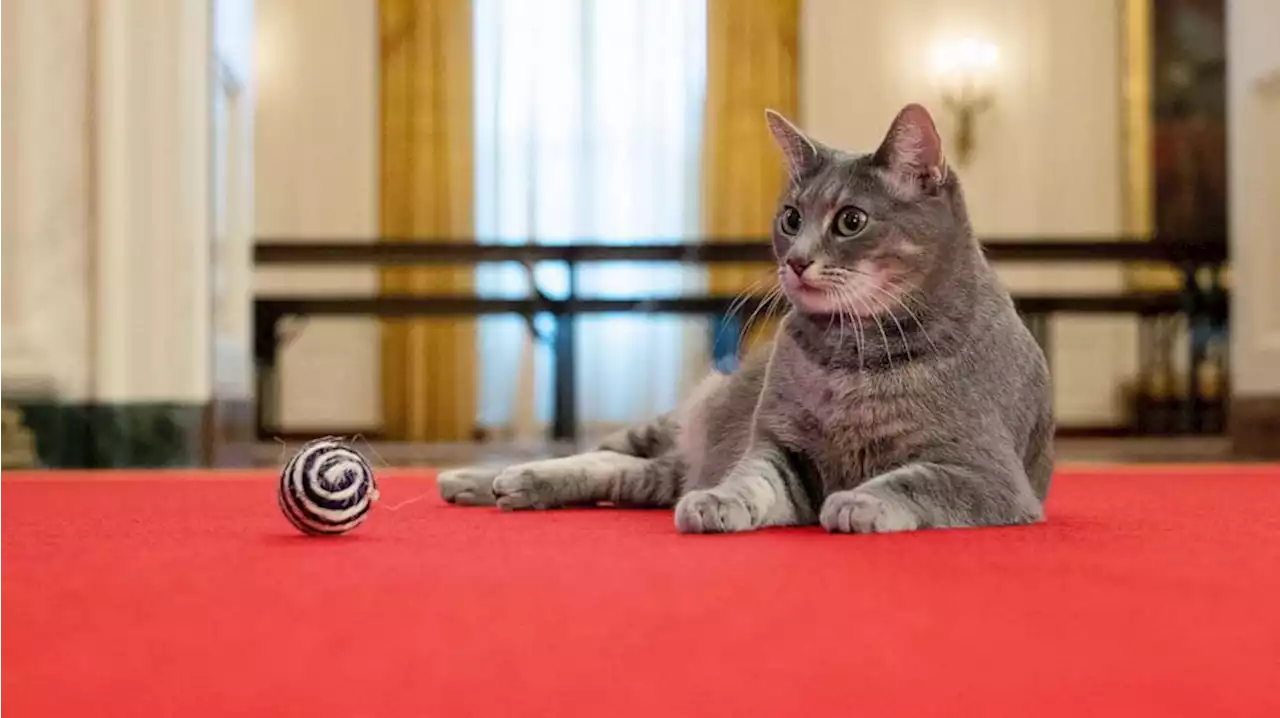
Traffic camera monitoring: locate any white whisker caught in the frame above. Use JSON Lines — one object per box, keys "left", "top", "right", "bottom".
{"left": 835, "top": 285, "right": 866, "bottom": 372}
{"left": 741, "top": 285, "right": 782, "bottom": 345}
{"left": 835, "top": 291, "right": 847, "bottom": 350}
{"left": 883, "top": 279, "right": 929, "bottom": 314}
{"left": 856, "top": 291, "right": 894, "bottom": 371}
{"left": 875, "top": 282, "right": 939, "bottom": 355}
{"left": 865, "top": 292, "right": 912, "bottom": 361}
{"left": 716, "top": 272, "right": 775, "bottom": 349}
{"left": 725, "top": 277, "right": 767, "bottom": 319}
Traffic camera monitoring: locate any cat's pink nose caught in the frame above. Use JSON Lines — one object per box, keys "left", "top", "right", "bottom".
{"left": 786, "top": 258, "right": 813, "bottom": 277}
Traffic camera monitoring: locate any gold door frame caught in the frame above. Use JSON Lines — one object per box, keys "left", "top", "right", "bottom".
{"left": 1120, "top": 0, "right": 1183, "bottom": 291}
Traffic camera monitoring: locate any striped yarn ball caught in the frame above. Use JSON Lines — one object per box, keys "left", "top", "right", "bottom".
{"left": 278, "top": 438, "right": 378, "bottom": 535}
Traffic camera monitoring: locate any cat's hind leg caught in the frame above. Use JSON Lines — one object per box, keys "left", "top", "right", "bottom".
{"left": 594, "top": 412, "right": 680, "bottom": 458}
{"left": 440, "top": 411, "right": 680, "bottom": 507}
{"left": 492, "top": 451, "right": 683, "bottom": 511}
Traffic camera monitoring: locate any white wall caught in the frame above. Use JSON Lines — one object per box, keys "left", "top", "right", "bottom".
{"left": 803, "top": 0, "right": 1124, "bottom": 235}
{"left": 0, "top": 0, "right": 17, "bottom": 332}
{"left": 1228, "top": 0, "right": 1280, "bottom": 397}
{"left": 253, "top": 0, "right": 381, "bottom": 430}
{"left": 803, "top": 0, "right": 1136, "bottom": 425}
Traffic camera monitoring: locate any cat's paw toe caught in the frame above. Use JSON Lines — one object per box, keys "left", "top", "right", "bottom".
{"left": 492, "top": 468, "right": 555, "bottom": 511}
{"left": 820, "top": 490, "right": 920, "bottom": 534}
{"left": 674, "top": 490, "right": 759, "bottom": 534}
{"left": 438, "top": 467, "right": 501, "bottom": 506}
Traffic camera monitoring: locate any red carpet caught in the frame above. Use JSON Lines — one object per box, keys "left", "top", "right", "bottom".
{"left": 4, "top": 465, "right": 1279, "bottom": 717}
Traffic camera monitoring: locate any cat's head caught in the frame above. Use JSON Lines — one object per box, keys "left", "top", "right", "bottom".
{"left": 765, "top": 104, "right": 970, "bottom": 317}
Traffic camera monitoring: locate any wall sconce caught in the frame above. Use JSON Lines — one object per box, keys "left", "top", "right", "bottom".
{"left": 931, "top": 38, "right": 999, "bottom": 165}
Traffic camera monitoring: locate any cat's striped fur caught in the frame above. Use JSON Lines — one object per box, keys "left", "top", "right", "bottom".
{"left": 439, "top": 104, "right": 1053, "bottom": 534}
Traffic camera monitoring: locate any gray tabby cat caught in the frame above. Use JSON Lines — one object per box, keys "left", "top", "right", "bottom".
{"left": 440, "top": 103, "right": 1054, "bottom": 534}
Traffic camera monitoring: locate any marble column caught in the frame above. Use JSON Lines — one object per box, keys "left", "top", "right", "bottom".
{"left": 2, "top": 0, "right": 216, "bottom": 467}
{"left": 1, "top": 0, "right": 94, "bottom": 401}
{"left": 1, "top": 0, "right": 98, "bottom": 468}
{"left": 94, "top": 0, "right": 212, "bottom": 406}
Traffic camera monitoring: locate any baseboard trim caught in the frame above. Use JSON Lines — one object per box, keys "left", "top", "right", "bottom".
{"left": 3, "top": 400, "right": 207, "bottom": 469}
{"left": 1230, "top": 395, "right": 1280, "bottom": 459}
{"left": 209, "top": 397, "right": 257, "bottom": 466}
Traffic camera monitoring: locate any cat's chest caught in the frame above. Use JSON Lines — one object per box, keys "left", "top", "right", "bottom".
{"left": 798, "top": 373, "right": 912, "bottom": 438}
{"left": 771, "top": 366, "right": 926, "bottom": 488}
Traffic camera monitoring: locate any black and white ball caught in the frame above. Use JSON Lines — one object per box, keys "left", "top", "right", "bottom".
{"left": 278, "top": 438, "right": 378, "bottom": 535}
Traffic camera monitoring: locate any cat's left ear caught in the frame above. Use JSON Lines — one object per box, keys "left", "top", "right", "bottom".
{"left": 765, "top": 109, "right": 820, "bottom": 180}
{"left": 873, "top": 103, "right": 948, "bottom": 198}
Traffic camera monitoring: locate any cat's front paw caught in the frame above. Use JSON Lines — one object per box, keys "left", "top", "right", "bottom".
{"left": 491, "top": 467, "right": 559, "bottom": 511}
{"left": 820, "top": 490, "right": 920, "bottom": 534}
{"left": 438, "top": 466, "right": 503, "bottom": 506}
{"left": 674, "top": 489, "right": 760, "bottom": 534}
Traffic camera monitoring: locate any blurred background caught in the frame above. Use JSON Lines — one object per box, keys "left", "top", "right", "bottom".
{"left": 2, "top": 0, "right": 1277, "bottom": 469}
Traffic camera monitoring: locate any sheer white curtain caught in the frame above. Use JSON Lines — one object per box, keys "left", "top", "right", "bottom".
{"left": 473, "top": 0, "right": 707, "bottom": 440}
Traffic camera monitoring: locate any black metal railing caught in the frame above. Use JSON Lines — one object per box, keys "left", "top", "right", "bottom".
{"left": 254, "top": 238, "right": 1229, "bottom": 441}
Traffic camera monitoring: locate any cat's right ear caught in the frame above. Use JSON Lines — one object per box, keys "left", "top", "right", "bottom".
{"left": 873, "top": 103, "right": 948, "bottom": 198}
{"left": 765, "top": 109, "right": 820, "bottom": 180}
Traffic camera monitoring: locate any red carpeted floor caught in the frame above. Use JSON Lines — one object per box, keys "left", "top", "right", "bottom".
{"left": 3, "top": 465, "right": 1280, "bottom": 717}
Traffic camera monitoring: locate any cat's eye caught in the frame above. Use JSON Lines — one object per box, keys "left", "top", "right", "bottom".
{"left": 778, "top": 206, "right": 802, "bottom": 236}
{"left": 833, "top": 207, "right": 869, "bottom": 237}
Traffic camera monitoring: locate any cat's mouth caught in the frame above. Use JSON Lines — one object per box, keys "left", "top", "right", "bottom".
{"left": 781, "top": 274, "right": 897, "bottom": 319}
{"left": 780, "top": 273, "right": 841, "bottom": 314}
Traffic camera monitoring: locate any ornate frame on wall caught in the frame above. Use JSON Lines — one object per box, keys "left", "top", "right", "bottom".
{"left": 1121, "top": 0, "right": 1154, "bottom": 248}
{"left": 1121, "top": 0, "right": 1172, "bottom": 293}
{"left": 1122, "top": 0, "right": 1229, "bottom": 293}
